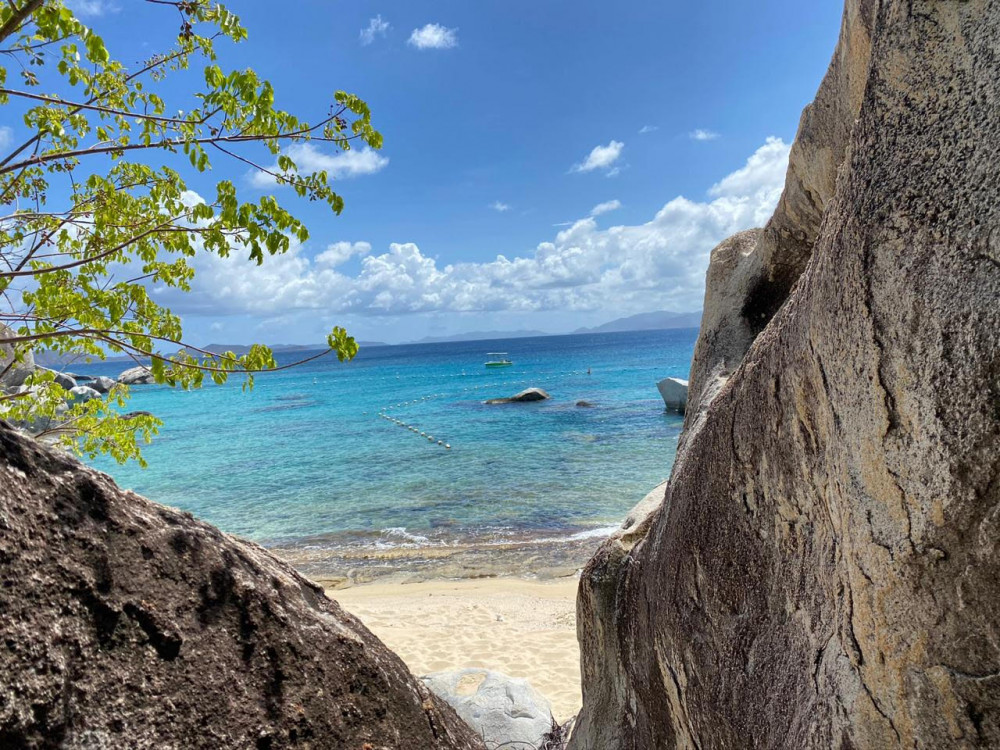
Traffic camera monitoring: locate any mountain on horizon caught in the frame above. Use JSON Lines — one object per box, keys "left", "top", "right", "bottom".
{"left": 573, "top": 310, "right": 702, "bottom": 335}
{"left": 406, "top": 330, "right": 549, "bottom": 345}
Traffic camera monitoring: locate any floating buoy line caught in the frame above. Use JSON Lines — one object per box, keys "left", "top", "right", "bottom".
{"left": 374, "top": 372, "right": 577, "bottom": 451}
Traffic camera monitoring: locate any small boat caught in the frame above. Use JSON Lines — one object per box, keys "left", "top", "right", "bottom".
{"left": 484, "top": 352, "right": 513, "bottom": 368}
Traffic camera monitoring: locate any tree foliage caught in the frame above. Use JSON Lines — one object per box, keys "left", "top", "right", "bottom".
{"left": 0, "top": 0, "right": 380, "bottom": 465}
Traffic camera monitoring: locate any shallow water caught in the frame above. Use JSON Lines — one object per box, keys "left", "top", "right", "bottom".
{"left": 81, "top": 328, "right": 695, "bottom": 580}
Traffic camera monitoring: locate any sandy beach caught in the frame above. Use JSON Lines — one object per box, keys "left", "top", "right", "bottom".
{"left": 329, "top": 576, "right": 582, "bottom": 722}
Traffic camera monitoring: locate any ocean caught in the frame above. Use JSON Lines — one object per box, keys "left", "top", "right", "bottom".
{"left": 80, "top": 328, "right": 696, "bottom": 583}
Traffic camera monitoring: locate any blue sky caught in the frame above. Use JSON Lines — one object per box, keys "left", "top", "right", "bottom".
{"left": 65, "top": 0, "right": 842, "bottom": 344}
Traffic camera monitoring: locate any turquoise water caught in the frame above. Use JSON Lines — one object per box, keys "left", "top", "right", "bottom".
{"left": 80, "top": 329, "right": 695, "bottom": 569}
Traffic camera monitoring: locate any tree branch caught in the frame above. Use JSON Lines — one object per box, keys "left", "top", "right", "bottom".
{"left": 0, "top": 0, "right": 43, "bottom": 45}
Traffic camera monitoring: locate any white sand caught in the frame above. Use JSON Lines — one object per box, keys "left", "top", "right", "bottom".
{"left": 329, "top": 577, "right": 581, "bottom": 722}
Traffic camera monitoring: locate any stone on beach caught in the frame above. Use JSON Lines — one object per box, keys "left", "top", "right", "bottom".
{"left": 422, "top": 669, "right": 556, "bottom": 748}
{"left": 38, "top": 367, "right": 76, "bottom": 391}
{"left": 484, "top": 387, "right": 550, "bottom": 404}
{"left": 655, "top": 376, "right": 688, "bottom": 413}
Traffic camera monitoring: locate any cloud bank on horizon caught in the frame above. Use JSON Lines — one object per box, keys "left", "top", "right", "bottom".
{"left": 153, "top": 137, "right": 789, "bottom": 328}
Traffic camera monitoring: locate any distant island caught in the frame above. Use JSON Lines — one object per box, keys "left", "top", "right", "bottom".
{"left": 33, "top": 312, "right": 701, "bottom": 366}
{"left": 573, "top": 310, "right": 702, "bottom": 334}
{"left": 405, "top": 330, "right": 549, "bottom": 345}
{"left": 404, "top": 310, "right": 702, "bottom": 345}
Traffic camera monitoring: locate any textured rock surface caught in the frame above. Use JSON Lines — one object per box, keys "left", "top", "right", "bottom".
{"left": 571, "top": 1, "right": 1000, "bottom": 748}
{"left": 685, "top": 0, "right": 876, "bottom": 426}
{"left": 117, "top": 365, "right": 156, "bottom": 385}
{"left": 423, "top": 669, "right": 556, "bottom": 748}
{"left": 0, "top": 420, "right": 484, "bottom": 749}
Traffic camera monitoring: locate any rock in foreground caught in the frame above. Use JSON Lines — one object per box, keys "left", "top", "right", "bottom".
{"left": 423, "top": 669, "right": 556, "bottom": 748}
{"left": 0, "top": 420, "right": 484, "bottom": 749}
{"left": 485, "top": 387, "right": 550, "bottom": 404}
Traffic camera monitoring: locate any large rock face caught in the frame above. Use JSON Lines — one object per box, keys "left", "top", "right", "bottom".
{"left": 0, "top": 421, "right": 484, "bottom": 749}
{"left": 571, "top": 1, "right": 1000, "bottom": 748}
{"left": 684, "top": 0, "right": 876, "bottom": 426}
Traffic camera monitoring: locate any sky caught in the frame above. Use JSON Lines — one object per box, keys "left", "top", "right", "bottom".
{"left": 62, "top": 0, "right": 843, "bottom": 345}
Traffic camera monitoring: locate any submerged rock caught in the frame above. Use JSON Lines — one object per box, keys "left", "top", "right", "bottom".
{"left": 571, "top": 1, "right": 1000, "bottom": 748}
{"left": 0, "top": 420, "right": 484, "bottom": 749}
{"left": 655, "top": 377, "right": 688, "bottom": 414}
{"left": 423, "top": 669, "right": 555, "bottom": 748}
{"left": 575, "top": 400, "right": 595, "bottom": 408}
{"left": 117, "top": 365, "right": 156, "bottom": 385}
{"left": 484, "top": 387, "right": 550, "bottom": 404}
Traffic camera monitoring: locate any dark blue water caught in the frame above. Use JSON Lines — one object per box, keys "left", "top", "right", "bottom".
{"left": 83, "top": 329, "right": 695, "bottom": 553}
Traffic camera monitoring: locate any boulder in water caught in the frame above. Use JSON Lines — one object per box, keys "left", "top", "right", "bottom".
{"left": 484, "top": 387, "right": 550, "bottom": 404}
{"left": 655, "top": 377, "right": 688, "bottom": 414}
{"left": 90, "top": 375, "right": 117, "bottom": 394}
{"left": 118, "top": 365, "right": 156, "bottom": 385}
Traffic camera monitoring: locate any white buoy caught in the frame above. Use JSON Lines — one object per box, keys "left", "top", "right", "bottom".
{"left": 437, "top": 440, "right": 444, "bottom": 446}
{"left": 445, "top": 444, "right": 451, "bottom": 449}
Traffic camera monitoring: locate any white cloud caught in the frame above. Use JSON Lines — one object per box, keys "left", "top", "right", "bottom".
{"left": 490, "top": 201, "right": 510, "bottom": 212}
{"left": 249, "top": 143, "right": 388, "bottom": 188}
{"left": 161, "top": 138, "right": 791, "bottom": 321}
{"left": 0, "top": 126, "right": 12, "bottom": 150}
{"left": 571, "top": 140, "right": 624, "bottom": 174}
{"left": 690, "top": 129, "right": 720, "bottom": 141}
{"left": 66, "top": 0, "right": 116, "bottom": 16}
{"left": 590, "top": 199, "right": 621, "bottom": 216}
{"left": 360, "top": 15, "right": 390, "bottom": 45}
{"left": 408, "top": 23, "right": 458, "bottom": 50}
{"left": 315, "top": 241, "right": 372, "bottom": 268}
{"left": 638, "top": 125, "right": 658, "bottom": 134}
{"left": 708, "top": 136, "right": 787, "bottom": 214}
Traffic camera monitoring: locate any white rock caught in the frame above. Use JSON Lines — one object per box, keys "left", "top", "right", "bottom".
{"left": 90, "top": 376, "right": 117, "bottom": 394}
{"left": 68, "top": 386, "right": 101, "bottom": 402}
{"left": 656, "top": 377, "right": 688, "bottom": 414}
{"left": 117, "top": 366, "right": 156, "bottom": 385}
{"left": 422, "top": 669, "right": 555, "bottom": 748}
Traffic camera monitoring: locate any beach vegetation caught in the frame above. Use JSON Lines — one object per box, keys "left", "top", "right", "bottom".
{"left": 0, "top": 0, "right": 379, "bottom": 465}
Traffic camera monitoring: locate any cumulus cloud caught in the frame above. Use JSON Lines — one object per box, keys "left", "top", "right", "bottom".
{"left": 360, "top": 15, "right": 390, "bottom": 45}
{"left": 638, "top": 125, "right": 658, "bottom": 134}
{"left": 408, "top": 23, "right": 458, "bottom": 49}
{"left": 490, "top": 201, "right": 511, "bottom": 212}
{"left": 590, "top": 199, "right": 621, "bottom": 216}
{"left": 690, "top": 129, "right": 720, "bottom": 141}
{"left": 249, "top": 143, "right": 388, "bottom": 188}
{"left": 315, "top": 241, "right": 372, "bottom": 268}
{"left": 161, "top": 138, "right": 791, "bottom": 322}
{"left": 571, "top": 141, "right": 624, "bottom": 174}
{"left": 0, "top": 126, "right": 12, "bottom": 150}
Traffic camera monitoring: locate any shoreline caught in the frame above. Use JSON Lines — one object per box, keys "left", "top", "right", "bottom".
{"left": 272, "top": 524, "right": 615, "bottom": 589}
{"left": 328, "top": 576, "right": 582, "bottom": 723}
